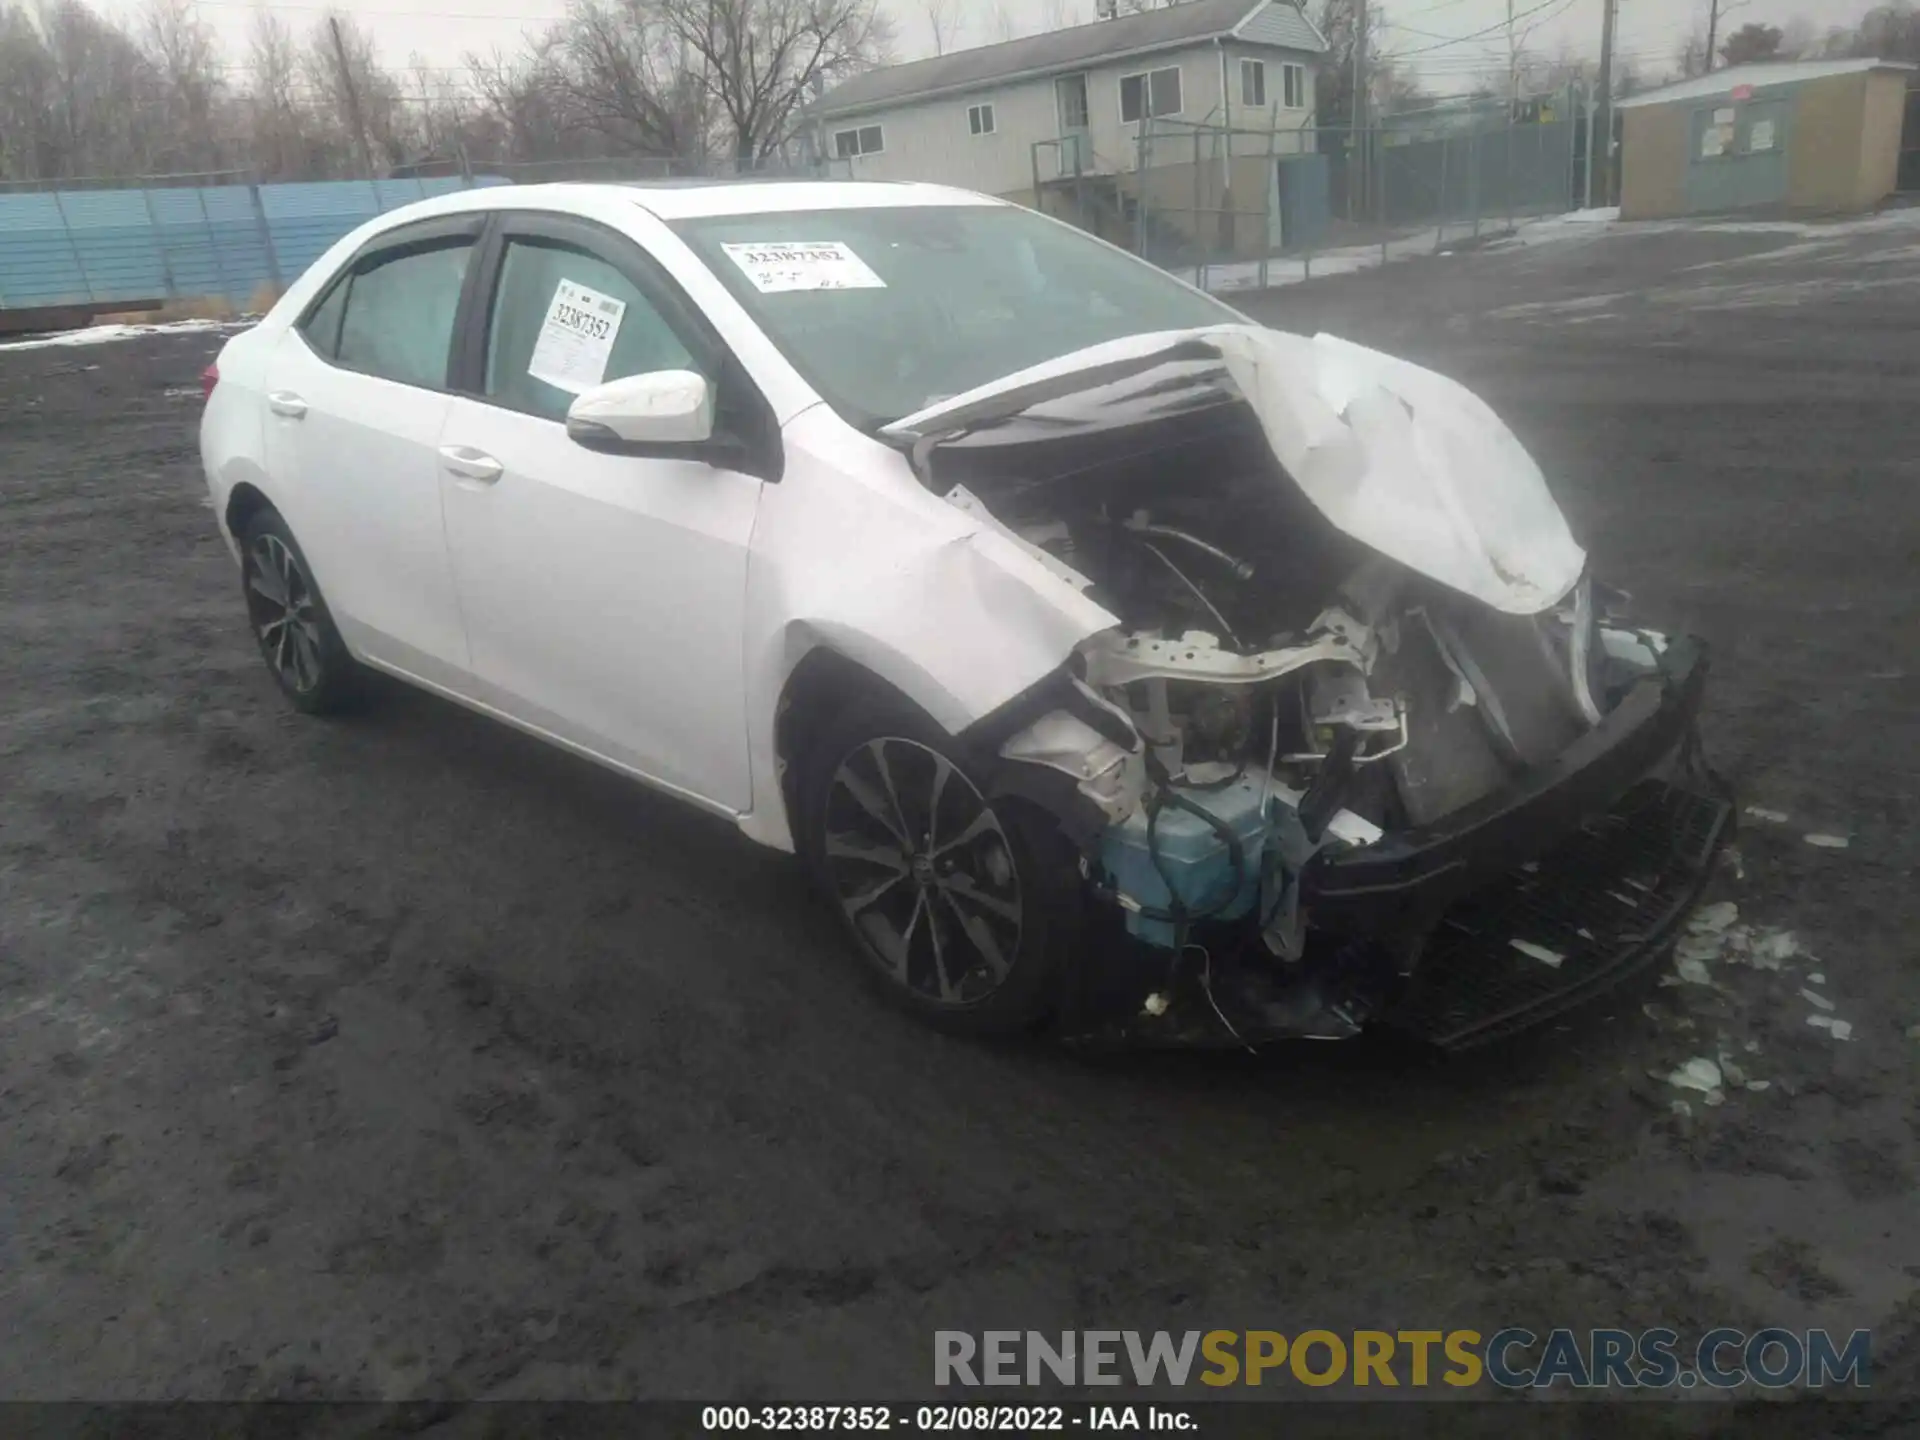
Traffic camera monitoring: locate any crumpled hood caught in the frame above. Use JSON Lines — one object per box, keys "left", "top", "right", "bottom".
{"left": 885, "top": 324, "right": 1587, "bottom": 616}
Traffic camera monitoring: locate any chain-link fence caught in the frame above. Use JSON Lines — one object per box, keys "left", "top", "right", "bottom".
{"left": 3, "top": 108, "right": 1594, "bottom": 331}
{"left": 1030, "top": 85, "right": 1591, "bottom": 292}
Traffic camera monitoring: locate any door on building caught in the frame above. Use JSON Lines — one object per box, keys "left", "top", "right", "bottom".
{"left": 1687, "top": 98, "right": 1791, "bottom": 212}
{"left": 1056, "top": 74, "right": 1091, "bottom": 173}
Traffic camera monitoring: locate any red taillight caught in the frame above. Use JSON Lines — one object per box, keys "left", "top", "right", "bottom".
{"left": 200, "top": 362, "right": 219, "bottom": 401}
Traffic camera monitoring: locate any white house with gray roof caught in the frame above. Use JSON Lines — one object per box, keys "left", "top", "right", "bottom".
{"left": 809, "top": 0, "right": 1327, "bottom": 211}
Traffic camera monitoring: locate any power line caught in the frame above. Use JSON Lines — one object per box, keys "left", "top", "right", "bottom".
{"left": 1382, "top": 0, "right": 1580, "bottom": 59}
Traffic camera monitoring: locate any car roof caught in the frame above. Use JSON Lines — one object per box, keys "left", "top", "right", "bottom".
{"left": 392, "top": 177, "right": 1005, "bottom": 225}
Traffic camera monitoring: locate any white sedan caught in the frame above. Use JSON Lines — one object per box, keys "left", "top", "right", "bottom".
{"left": 201, "top": 180, "right": 1728, "bottom": 1049}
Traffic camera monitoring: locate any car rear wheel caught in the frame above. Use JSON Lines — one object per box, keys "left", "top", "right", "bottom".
{"left": 240, "top": 508, "right": 359, "bottom": 714}
{"left": 796, "top": 696, "right": 1084, "bottom": 1036}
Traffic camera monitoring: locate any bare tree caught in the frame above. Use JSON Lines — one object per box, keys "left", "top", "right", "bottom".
{"left": 301, "top": 11, "right": 412, "bottom": 172}
{"left": 923, "top": 0, "right": 956, "bottom": 55}
{"left": 0, "top": 4, "right": 60, "bottom": 178}
{"left": 987, "top": 3, "right": 1020, "bottom": 43}
{"left": 1312, "top": 0, "right": 1382, "bottom": 128}
{"left": 547, "top": 0, "right": 707, "bottom": 164}
{"left": 649, "top": 0, "right": 894, "bottom": 167}
{"left": 141, "top": 0, "right": 223, "bottom": 168}
{"left": 1778, "top": 17, "right": 1816, "bottom": 58}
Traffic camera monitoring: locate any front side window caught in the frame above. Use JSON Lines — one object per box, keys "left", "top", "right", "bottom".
{"left": 673, "top": 204, "right": 1239, "bottom": 432}
{"left": 1119, "top": 66, "right": 1183, "bottom": 124}
{"left": 1241, "top": 59, "right": 1266, "bottom": 107}
{"left": 333, "top": 237, "right": 474, "bottom": 389}
{"left": 1283, "top": 62, "right": 1305, "bottom": 109}
{"left": 833, "top": 124, "right": 885, "bottom": 158}
{"left": 481, "top": 236, "right": 700, "bottom": 422}
{"left": 968, "top": 103, "right": 996, "bottom": 136}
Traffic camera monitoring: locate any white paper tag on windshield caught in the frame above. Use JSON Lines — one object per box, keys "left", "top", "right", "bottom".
{"left": 528, "top": 278, "right": 626, "bottom": 393}
{"left": 721, "top": 241, "right": 886, "bottom": 294}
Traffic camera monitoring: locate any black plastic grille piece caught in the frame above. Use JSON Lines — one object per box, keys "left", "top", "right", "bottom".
{"left": 1383, "top": 780, "right": 1732, "bottom": 1050}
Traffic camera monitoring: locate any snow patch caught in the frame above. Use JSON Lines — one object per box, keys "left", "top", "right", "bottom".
{"left": 0, "top": 318, "right": 248, "bottom": 352}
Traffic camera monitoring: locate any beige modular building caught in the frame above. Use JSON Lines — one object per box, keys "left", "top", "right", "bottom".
{"left": 1618, "top": 59, "right": 1915, "bottom": 221}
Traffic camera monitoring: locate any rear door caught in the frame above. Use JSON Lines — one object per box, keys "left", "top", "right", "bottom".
{"left": 261, "top": 215, "right": 483, "bottom": 688}
{"left": 437, "top": 212, "right": 773, "bottom": 811}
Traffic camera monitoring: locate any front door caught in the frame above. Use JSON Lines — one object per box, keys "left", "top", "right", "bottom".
{"left": 1056, "top": 74, "right": 1092, "bottom": 174}
{"left": 437, "top": 214, "right": 766, "bottom": 811}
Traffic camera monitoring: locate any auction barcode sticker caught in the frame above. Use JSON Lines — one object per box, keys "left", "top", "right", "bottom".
{"left": 721, "top": 242, "right": 887, "bottom": 294}
{"left": 528, "top": 277, "right": 628, "bottom": 394}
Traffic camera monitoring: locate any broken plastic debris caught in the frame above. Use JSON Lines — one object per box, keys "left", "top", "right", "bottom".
{"left": 1743, "top": 806, "right": 1789, "bottom": 824}
{"left": 1675, "top": 955, "right": 1713, "bottom": 986}
{"left": 1751, "top": 931, "right": 1799, "bottom": 966}
{"left": 1669, "top": 1099, "right": 1692, "bottom": 1119}
{"left": 1667, "top": 1057, "right": 1722, "bottom": 1095}
{"left": 1142, "top": 992, "right": 1170, "bottom": 1018}
{"left": 1510, "top": 939, "right": 1564, "bottom": 968}
{"left": 1745, "top": 1080, "right": 1771, "bottom": 1092}
{"left": 1804, "top": 834, "right": 1850, "bottom": 850}
{"left": 1689, "top": 901, "right": 1739, "bottom": 934}
{"left": 1719, "top": 1058, "right": 1747, "bottom": 1087}
{"left": 1807, "top": 971, "right": 1825, "bottom": 986}
{"left": 1807, "top": 1015, "right": 1853, "bottom": 1041}
{"left": 1800, "top": 988, "right": 1835, "bottom": 1012}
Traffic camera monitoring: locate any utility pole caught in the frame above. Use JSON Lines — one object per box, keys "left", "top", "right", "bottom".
{"left": 1507, "top": 0, "right": 1520, "bottom": 110}
{"left": 1704, "top": 0, "right": 1745, "bottom": 74}
{"left": 1351, "top": 0, "right": 1368, "bottom": 220}
{"left": 329, "top": 15, "right": 377, "bottom": 181}
{"left": 1595, "top": 0, "right": 1618, "bottom": 205}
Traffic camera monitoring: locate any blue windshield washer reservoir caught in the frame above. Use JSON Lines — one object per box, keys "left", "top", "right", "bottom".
{"left": 1099, "top": 773, "right": 1272, "bottom": 948}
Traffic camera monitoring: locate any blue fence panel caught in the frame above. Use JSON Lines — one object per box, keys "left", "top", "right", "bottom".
{"left": 53, "top": 189, "right": 167, "bottom": 303}
{"left": 259, "top": 180, "right": 387, "bottom": 280}
{"left": 146, "top": 186, "right": 225, "bottom": 299}
{"left": 1, "top": 172, "right": 516, "bottom": 314}
{"left": 201, "top": 186, "right": 278, "bottom": 302}
{"left": 0, "top": 193, "right": 90, "bottom": 306}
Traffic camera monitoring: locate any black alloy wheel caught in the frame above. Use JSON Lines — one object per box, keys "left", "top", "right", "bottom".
{"left": 239, "top": 509, "right": 358, "bottom": 714}
{"left": 799, "top": 697, "right": 1083, "bottom": 1036}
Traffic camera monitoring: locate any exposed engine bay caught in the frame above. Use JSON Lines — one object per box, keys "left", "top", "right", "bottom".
{"left": 892, "top": 330, "right": 1729, "bottom": 1048}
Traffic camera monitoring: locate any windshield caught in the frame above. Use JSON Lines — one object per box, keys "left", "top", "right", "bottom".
{"left": 671, "top": 204, "right": 1241, "bottom": 430}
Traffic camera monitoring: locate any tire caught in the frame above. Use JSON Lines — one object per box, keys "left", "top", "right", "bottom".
{"left": 795, "top": 693, "right": 1085, "bottom": 1037}
{"left": 239, "top": 506, "right": 361, "bottom": 715}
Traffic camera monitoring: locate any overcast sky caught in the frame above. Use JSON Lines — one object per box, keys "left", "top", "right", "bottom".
{"left": 90, "top": 0, "right": 1884, "bottom": 96}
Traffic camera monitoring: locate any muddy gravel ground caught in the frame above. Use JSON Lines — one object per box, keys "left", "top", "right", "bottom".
{"left": 2, "top": 210, "right": 1917, "bottom": 1433}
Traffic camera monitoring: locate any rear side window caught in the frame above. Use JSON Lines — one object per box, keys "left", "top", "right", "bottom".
{"left": 482, "top": 237, "right": 701, "bottom": 422}
{"left": 299, "top": 278, "right": 348, "bottom": 359}
{"left": 330, "top": 238, "right": 475, "bottom": 390}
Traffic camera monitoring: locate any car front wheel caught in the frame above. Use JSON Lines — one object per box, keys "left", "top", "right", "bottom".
{"left": 797, "top": 696, "right": 1084, "bottom": 1036}
{"left": 240, "top": 508, "right": 359, "bottom": 714}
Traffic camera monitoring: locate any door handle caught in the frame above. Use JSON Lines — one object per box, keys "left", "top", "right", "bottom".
{"left": 439, "top": 445, "right": 503, "bottom": 485}
{"left": 267, "top": 391, "right": 307, "bottom": 419}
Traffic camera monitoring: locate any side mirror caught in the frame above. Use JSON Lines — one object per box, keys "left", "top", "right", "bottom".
{"left": 566, "top": 369, "right": 714, "bottom": 448}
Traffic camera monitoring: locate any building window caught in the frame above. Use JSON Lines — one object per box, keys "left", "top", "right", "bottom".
{"left": 1119, "top": 66, "right": 1183, "bottom": 124}
{"left": 1282, "top": 62, "right": 1305, "bottom": 109}
{"left": 833, "top": 124, "right": 885, "bottom": 159}
{"left": 968, "top": 102, "right": 996, "bottom": 136}
{"left": 1241, "top": 59, "right": 1265, "bottom": 107}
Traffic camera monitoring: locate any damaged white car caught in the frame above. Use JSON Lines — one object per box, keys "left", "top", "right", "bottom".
{"left": 201, "top": 180, "right": 1731, "bottom": 1049}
